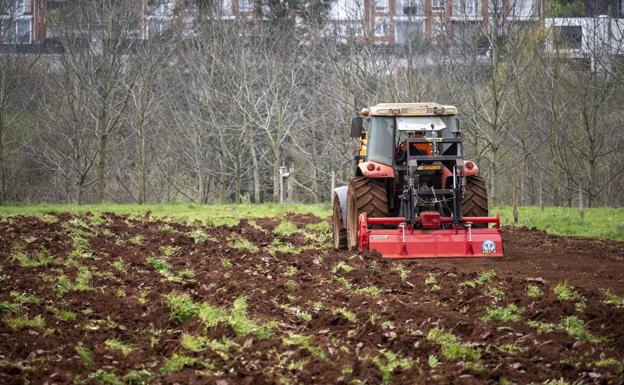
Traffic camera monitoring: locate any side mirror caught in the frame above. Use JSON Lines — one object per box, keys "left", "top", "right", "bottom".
{"left": 350, "top": 117, "right": 364, "bottom": 138}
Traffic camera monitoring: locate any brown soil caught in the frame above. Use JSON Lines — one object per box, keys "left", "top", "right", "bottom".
{"left": 0, "top": 213, "right": 623, "bottom": 385}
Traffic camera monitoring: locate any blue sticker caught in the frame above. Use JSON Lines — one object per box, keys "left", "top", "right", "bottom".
{"left": 482, "top": 240, "right": 496, "bottom": 254}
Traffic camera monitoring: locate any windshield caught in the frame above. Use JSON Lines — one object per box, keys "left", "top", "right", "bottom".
{"left": 367, "top": 117, "right": 395, "bottom": 166}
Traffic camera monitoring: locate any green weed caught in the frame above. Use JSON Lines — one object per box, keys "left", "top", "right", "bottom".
{"left": 333, "top": 307, "right": 357, "bottom": 322}
{"left": 305, "top": 221, "right": 330, "bottom": 233}
{"left": 370, "top": 349, "right": 412, "bottom": 384}
{"left": 164, "top": 293, "right": 199, "bottom": 324}
{"left": 75, "top": 345, "right": 94, "bottom": 367}
{"left": 527, "top": 320, "right": 558, "bottom": 334}
{"left": 161, "top": 245, "right": 178, "bottom": 257}
{"left": 128, "top": 235, "right": 144, "bottom": 245}
{"left": 113, "top": 258, "right": 127, "bottom": 273}
{"left": 283, "top": 333, "right": 326, "bottom": 360}
{"left": 553, "top": 282, "right": 580, "bottom": 301}
{"left": 462, "top": 270, "right": 496, "bottom": 288}
{"left": 0, "top": 302, "right": 18, "bottom": 313}
{"left": 138, "top": 290, "right": 149, "bottom": 305}
{"left": 563, "top": 316, "right": 604, "bottom": 343}
{"left": 160, "top": 353, "right": 197, "bottom": 375}
{"left": 198, "top": 303, "right": 228, "bottom": 327}
{"left": 353, "top": 286, "right": 382, "bottom": 297}
{"left": 425, "top": 273, "right": 441, "bottom": 291}
{"left": 481, "top": 304, "right": 523, "bottom": 323}
{"left": 274, "top": 221, "right": 299, "bottom": 237}
{"left": 181, "top": 333, "right": 207, "bottom": 352}
{"left": 221, "top": 258, "right": 232, "bottom": 269}
{"left": 603, "top": 289, "right": 624, "bottom": 309}
{"left": 47, "top": 306, "right": 77, "bottom": 322}
{"left": 293, "top": 309, "right": 313, "bottom": 322}
{"left": 283, "top": 266, "right": 298, "bottom": 277}
{"left": 73, "top": 266, "right": 93, "bottom": 291}
{"left": 227, "top": 234, "right": 259, "bottom": 252}
{"left": 89, "top": 370, "right": 123, "bottom": 385}
{"left": 11, "top": 248, "right": 56, "bottom": 268}
{"left": 283, "top": 280, "right": 297, "bottom": 291}
{"left": 267, "top": 241, "right": 305, "bottom": 256}
{"left": 332, "top": 261, "right": 354, "bottom": 274}
{"left": 147, "top": 256, "right": 172, "bottom": 274}
{"left": 10, "top": 291, "right": 40, "bottom": 305}
{"left": 497, "top": 343, "right": 528, "bottom": 354}
{"left": 392, "top": 264, "right": 409, "bottom": 281}
{"left": 198, "top": 297, "right": 274, "bottom": 339}
{"left": 427, "top": 327, "right": 481, "bottom": 361}
{"left": 104, "top": 338, "right": 135, "bottom": 357}
{"left": 485, "top": 287, "right": 506, "bottom": 299}
{"left": 527, "top": 285, "right": 543, "bottom": 298}
{"left": 123, "top": 369, "right": 153, "bottom": 385}
{"left": 3, "top": 314, "right": 45, "bottom": 330}
{"left": 428, "top": 355, "right": 440, "bottom": 368}
{"left": 190, "top": 228, "right": 210, "bottom": 243}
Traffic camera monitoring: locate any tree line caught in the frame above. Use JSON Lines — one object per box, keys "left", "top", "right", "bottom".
{"left": 1, "top": 0, "right": 623, "bottom": 208}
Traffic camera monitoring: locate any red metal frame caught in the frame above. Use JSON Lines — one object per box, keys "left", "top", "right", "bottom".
{"left": 358, "top": 213, "right": 504, "bottom": 259}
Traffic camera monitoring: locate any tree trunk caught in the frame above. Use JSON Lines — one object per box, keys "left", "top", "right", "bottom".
{"left": 273, "top": 149, "right": 280, "bottom": 203}
{"left": 234, "top": 148, "right": 241, "bottom": 204}
{"left": 96, "top": 133, "right": 108, "bottom": 203}
{"left": 0, "top": 112, "right": 4, "bottom": 205}
{"left": 137, "top": 123, "right": 146, "bottom": 204}
{"left": 578, "top": 183, "right": 584, "bottom": 222}
{"left": 489, "top": 148, "right": 498, "bottom": 206}
{"left": 248, "top": 125, "right": 260, "bottom": 203}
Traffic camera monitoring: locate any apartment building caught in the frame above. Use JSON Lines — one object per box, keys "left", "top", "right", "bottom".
{"left": 327, "top": 0, "right": 543, "bottom": 44}
{"left": 0, "top": 0, "right": 46, "bottom": 44}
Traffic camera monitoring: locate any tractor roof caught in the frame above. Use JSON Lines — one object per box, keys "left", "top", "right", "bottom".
{"left": 368, "top": 103, "right": 458, "bottom": 117}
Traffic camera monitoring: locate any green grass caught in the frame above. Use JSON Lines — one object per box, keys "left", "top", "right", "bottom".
{"left": 274, "top": 221, "right": 299, "bottom": 236}
{"left": 493, "top": 206, "right": 624, "bottom": 241}
{"left": 0, "top": 203, "right": 331, "bottom": 225}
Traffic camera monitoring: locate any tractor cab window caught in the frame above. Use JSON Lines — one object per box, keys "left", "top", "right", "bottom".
{"left": 367, "top": 117, "right": 395, "bottom": 166}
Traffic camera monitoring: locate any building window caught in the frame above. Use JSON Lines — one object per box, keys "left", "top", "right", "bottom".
{"left": 16, "top": 0, "right": 31, "bottom": 15}
{"left": 1, "top": 17, "right": 32, "bottom": 43}
{"left": 149, "top": 0, "right": 175, "bottom": 16}
{"left": 375, "top": 0, "right": 389, "bottom": 13}
{"left": 554, "top": 25, "right": 582, "bottom": 50}
{"left": 403, "top": 0, "right": 421, "bottom": 15}
{"left": 455, "top": 0, "right": 478, "bottom": 16}
{"left": 488, "top": 0, "right": 503, "bottom": 12}
{"left": 374, "top": 20, "right": 390, "bottom": 37}
{"left": 431, "top": 17, "right": 446, "bottom": 36}
{"left": 239, "top": 0, "right": 253, "bottom": 13}
{"left": 432, "top": 0, "right": 444, "bottom": 11}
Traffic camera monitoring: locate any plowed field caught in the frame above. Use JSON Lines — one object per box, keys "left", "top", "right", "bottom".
{"left": 1, "top": 212, "right": 623, "bottom": 385}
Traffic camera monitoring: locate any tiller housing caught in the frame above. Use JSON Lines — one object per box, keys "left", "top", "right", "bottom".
{"left": 358, "top": 213, "right": 503, "bottom": 258}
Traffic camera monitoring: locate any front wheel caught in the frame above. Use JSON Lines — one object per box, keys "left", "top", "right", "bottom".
{"left": 346, "top": 176, "right": 389, "bottom": 250}
{"left": 332, "top": 195, "right": 347, "bottom": 250}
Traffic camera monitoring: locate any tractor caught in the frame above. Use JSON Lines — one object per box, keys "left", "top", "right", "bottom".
{"left": 332, "top": 103, "right": 503, "bottom": 258}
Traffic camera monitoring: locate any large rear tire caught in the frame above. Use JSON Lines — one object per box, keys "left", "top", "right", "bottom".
{"left": 463, "top": 176, "right": 489, "bottom": 228}
{"left": 346, "top": 176, "right": 389, "bottom": 250}
{"left": 333, "top": 195, "right": 347, "bottom": 250}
